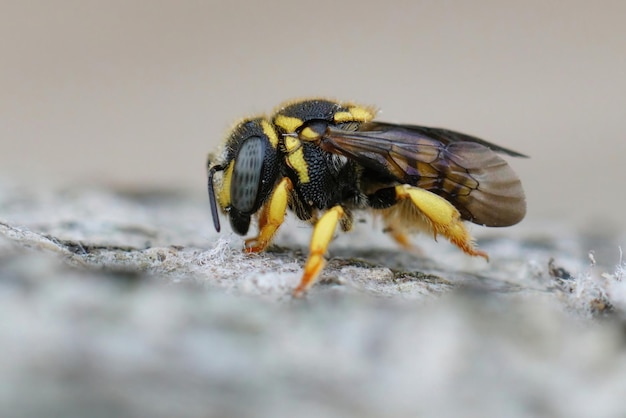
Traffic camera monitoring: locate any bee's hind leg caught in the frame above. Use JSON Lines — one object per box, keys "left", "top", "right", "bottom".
{"left": 373, "top": 185, "right": 489, "bottom": 260}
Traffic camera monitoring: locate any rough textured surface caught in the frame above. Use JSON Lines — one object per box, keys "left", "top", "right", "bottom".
{"left": 1, "top": 184, "right": 626, "bottom": 418}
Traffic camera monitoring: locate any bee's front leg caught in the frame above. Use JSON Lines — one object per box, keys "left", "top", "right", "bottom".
{"left": 244, "top": 177, "right": 292, "bottom": 253}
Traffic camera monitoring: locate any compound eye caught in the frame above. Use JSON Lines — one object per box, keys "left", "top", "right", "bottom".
{"left": 231, "top": 136, "right": 266, "bottom": 213}
{"left": 298, "top": 120, "right": 329, "bottom": 141}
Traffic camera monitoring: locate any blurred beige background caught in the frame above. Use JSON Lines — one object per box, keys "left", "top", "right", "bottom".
{"left": 1, "top": 0, "right": 625, "bottom": 229}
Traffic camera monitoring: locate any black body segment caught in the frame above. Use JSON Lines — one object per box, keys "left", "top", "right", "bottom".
{"left": 277, "top": 99, "right": 346, "bottom": 122}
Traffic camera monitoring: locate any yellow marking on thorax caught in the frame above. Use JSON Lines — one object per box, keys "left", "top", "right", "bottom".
{"left": 300, "top": 126, "right": 320, "bottom": 141}
{"left": 261, "top": 119, "right": 279, "bottom": 148}
{"left": 274, "top": 115, "right": 303, "bottom": 133}
{"left": 333, "top": 106, "right": 376, "bottom": 123}
{"left": 283, "top": 136, "right": 310, "bottom": 183}
{"left": 287, "top": 150, "right": 310, "bottom": 183}
{"left": 217, "top": 162, "right": 234, "bottom": 208}
{"left": 283, "top": 135, "right": 300, "bottom": 152}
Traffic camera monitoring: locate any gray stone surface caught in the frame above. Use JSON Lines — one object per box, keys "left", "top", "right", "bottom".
{"left": 1, "top": 184, "right": 626, "bottom": 418}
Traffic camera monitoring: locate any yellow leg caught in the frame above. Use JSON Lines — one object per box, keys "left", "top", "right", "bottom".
{"left": 293, "top": 205, "right": 345, "bottom": 298}
{"left": 387, "top": 228, "right": 423, "bottom": 255}
{"left": 394, "top": 185, "right": 488, "bottom": 260}
{"left": 244, "top": 177, "right": 292, "bottom": 253}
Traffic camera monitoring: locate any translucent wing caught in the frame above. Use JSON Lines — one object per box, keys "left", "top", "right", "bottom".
{"left": 320, "top": 122, "right": 526, "bottom": 227}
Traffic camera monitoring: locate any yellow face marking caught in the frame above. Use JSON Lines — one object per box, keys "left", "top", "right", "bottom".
{"left": 217, "top": 162, "right": 234, "bottom": 208}
{"left": 261, "top": 119, "right": 279, "bottom": 148}
{"left": 274, "top": 115, "right": 303, "bottom": 133}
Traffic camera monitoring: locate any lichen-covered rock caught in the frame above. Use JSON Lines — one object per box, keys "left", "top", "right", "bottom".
{"left": 1, "top": 184, "right": 626, "bottom": 417}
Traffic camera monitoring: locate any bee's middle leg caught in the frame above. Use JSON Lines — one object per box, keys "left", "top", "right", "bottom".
{"left": 293, "top": 205, "right": 346, "bottom": 298}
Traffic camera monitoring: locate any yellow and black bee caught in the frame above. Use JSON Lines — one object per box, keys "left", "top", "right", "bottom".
{"left": 207, "top": 99, "right": 526, "bottom": 296}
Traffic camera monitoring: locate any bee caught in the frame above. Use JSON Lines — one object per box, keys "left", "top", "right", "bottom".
{"left": 207, "top": 99, "right": 526, "bottom": 297}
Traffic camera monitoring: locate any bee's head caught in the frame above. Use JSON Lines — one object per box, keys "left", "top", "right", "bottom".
{"left": 207, "top": 118, "right": 280, "bottom": 235}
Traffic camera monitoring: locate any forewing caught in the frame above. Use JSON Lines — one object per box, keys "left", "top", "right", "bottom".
{"left": 362, "top": 122, "right": 528, "bottom": 157}
{"left": 321, "top": 123, "right": 526, "bottom": 226}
